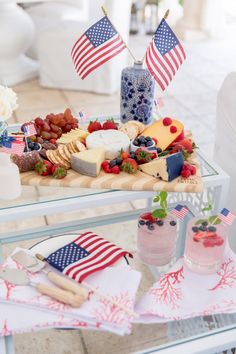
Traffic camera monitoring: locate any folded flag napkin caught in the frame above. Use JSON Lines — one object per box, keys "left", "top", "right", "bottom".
{"left": 0, "top": 246, "right": 140, "bottom": 336}
{"left": 45, "top": 231, "right": 133, "bottom": 283}
{"left": 135, "top": 247, "right": 236, "bottom": 323}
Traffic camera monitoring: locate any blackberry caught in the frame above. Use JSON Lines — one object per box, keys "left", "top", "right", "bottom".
{"left": 192, "top": 226, "right": 199, "bottom": 233}
{"left": 156, "top": 220, "right": 164, "bottom": 226}
{"left": 170, "top": 220, "right": 177, "bottom": 226}
{"left": 109, "top": 159, "right": 117, "bottom": 168}
{"left": 208, "top": 226, "right": 216, "bottom": 232}
{"left": 116, "top": 157, "right": 122, "bottom": 166}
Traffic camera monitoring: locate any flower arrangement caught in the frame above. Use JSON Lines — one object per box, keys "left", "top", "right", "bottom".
{"left": 0, "top": 86, "right": 18, "bottom": 122}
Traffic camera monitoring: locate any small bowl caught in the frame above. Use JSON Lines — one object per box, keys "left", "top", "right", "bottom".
{"left": 130, "top": 138, "right": 156, "bottom": 152}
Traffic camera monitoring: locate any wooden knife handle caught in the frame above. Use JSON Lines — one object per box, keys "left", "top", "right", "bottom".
{"left": 36, "top": 283, "right": 85, "bottom": 308}
{"left": 47, "top": 271, "right": 88, "bottom": 300}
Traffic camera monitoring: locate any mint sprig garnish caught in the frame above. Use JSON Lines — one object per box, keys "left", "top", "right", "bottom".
{"left": 194, "top": 202, "right": 222, "bottom": 225}
{"left": 152, "top": 191, "right": 168, "bottom": 219}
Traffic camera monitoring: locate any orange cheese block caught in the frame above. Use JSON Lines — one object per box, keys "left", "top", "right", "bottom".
{"left": 141, "top": 118, "right": 184, "bottom": 151}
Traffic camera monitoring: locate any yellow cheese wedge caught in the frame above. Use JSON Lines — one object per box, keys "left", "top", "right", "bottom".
{"left": 57, "top": 129, "right": 89, "bottom": 144}
{"left": 142, "top": 118, "right": 184, "bottom": 151}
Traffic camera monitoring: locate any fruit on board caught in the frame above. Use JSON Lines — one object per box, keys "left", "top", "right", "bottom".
{"left": 52, "top": 164, "right": 67, "bottom": 179}
{"left": 35, "top": 160, "right": 53, "bottom": 176}
{"left": 87, "top": 120, "right": 102, "bottom": 133}
{"left": 121, "top": 158, "right": 138, "bottom": 174}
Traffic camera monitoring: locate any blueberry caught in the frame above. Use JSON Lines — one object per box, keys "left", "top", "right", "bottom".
{"left": 109, "top": 159, "right": 117, "bottom": 168}
{"left": 139, "top": 220, "right": 146, "bottom": 226}
{"left": 156, "top": 220, "right": 164, "bottom": 226}
{"left": 192, "top": 226, "right": 199, "bottom": 233}
{"left": 140, "top": 144, "right": 146, "bottom": 147}
{"left": 156, "top": 147, "right": 162, "bottom": 154}
{"left": 170, "top": 220, "right": 176, "bottom": 226}
{"left": 33, "top": 143, "right": 41, "bottom": 151}
{"left": 146, "top": 136, "right": 152, "bottom": 141}
{"left": 208, "top": 226, "right": 216, "bottom": 232}
{"left": 130, "top": 151, "right": 135, "bottom": 159}
{"left": 145, "top": 221, "right": 152, "bottom": 226}
{"left": 139, "top": 136, "right": 146, "bottom": 143}
{"left": 202, "top": 221, "right": 208, "bottom": 226}
{"left": 199, "top": 225, "right": 207, "bottom": 232}
{"left": 133, "top": 139, "right": 139, "bottom": 146}
{"left": 116, "top": 157, "right": 122, "bottom": 166}
{"left": 28, "top": 141, "right": 35, "bottom": 149}
{"left": 148, "top": 224, "right": 155, "bottom": 230}
{"left": 146, "top": 141, "right": 153, "bottom": 147}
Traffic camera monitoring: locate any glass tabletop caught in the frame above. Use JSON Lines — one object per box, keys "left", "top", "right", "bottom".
{"left": 0, "top": 117, "right": 220, "bottom": 212}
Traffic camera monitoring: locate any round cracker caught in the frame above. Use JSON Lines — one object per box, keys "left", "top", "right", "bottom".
{"left": 53, "top": 151, "right": 71, "bottom": 169}
{"left": 63, "top": 145, "right": 72, "bottom": 160}
{"left": 127, "top": 121, "right": 145, "bottom": 134}
{"left": 74, "top": 140, "right": 86, "bottom": 152}
{"left": 46, "top": 150, "right": 58, "bottom": 165}
{"left": 58, "top": 145, "right": 70, "bottom": 163}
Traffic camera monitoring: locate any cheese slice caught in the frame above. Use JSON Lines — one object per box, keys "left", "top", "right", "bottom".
{"left": 142, "top": 119, "right": 184, "bottom": 151}
{"left": 139, "top": 152, "right": 184, "bottom": 182}
{"left": 71, "top": 148, "right": 105, "bottom": 177}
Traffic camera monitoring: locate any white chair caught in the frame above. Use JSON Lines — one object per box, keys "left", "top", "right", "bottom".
{"left": 214, "top": 72, "right": 236, "bottom": 249}
{"left": 29, "top": 0, "right": 132, "bottom": 94}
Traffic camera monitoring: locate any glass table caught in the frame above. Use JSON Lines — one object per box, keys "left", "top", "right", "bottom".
{"left": 0, "top": 149, "right": 233, "bottom": 354}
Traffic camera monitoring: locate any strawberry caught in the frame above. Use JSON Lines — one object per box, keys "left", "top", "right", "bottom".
{"left": 172, "top": 139, "right": 193, "bottom": 154}
{"left": 52, "top": 164, "right": 67, "bottom": 179}
{"left": 119, "top": 150, "right": 130, "bottom": 160}
{"left": 135, "top": 148, "right": 152, "bottom": 165}
{"left": 214, "top": 236, "right": 224, "bottom": 246}
{"left": 102, "top": 118, "right": 118, "bottom": 130}
{"left": 87, "top": 120, "right": 102, "bottom": 133}
{"left": 121, "top": 158, "right": 138, "bottom": 174}
{"left": 111, "top": 165, "right": 120, "bottom": 174}
{"left": 35, "top": 160, "right": 53, "bottom": 176}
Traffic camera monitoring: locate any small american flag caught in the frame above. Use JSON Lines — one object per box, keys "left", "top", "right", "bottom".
{"left": 171, "top": 204, "right": 189, "bottom": 220}
{"left": 0, "top": 140, "right": 25, "bottom": 155}
{"left": 78, "top": 111, "right": 87, "bottom": 122}
{"left": 71, "top": 16, "right": 126, "bottom": 79}
{"left": 23, "top": 123, "right": 36, "bottom": 137}
{"left": 154, "top": 97, "right": 164, "bottom": 108}
{"left": 144, "top": 18, "right": 186, "bottom": 91}
{"left": 219, "top": 208, "right": 236, "bottom": 225}
{"left": 46, "top": 231, "right": 133, "bottom": 283}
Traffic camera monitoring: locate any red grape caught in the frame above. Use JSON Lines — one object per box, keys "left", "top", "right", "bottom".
{"left": 34, "top": 117, "right": 44, "bottom": 127}
{"left": 50, "top": 132, "right": 58, "bottom": 139}
{"left": 41, "top": 131, "right": 51, "bottom": 139}
{"left": 50, "top": 124, "right": 60, "bottom": 133}
{"left": 64, "top": 124, "right": 72, "bottom": 133}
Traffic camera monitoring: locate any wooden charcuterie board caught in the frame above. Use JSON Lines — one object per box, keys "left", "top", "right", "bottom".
{"left": 20, "top": 152, "right": 203, "bottom": 193}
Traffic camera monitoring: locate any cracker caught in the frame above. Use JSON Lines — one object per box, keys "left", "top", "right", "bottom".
{"left": 63, "top": 145, "right": 72, "bottom": 160}
{"left": 74, "top": 140, "right": 86, "bottom": 152}
{"left": 128, "top": 121, "right": 145, "bottom": 134}
{"left": 53, "top": 150, "right": 71, "bottom": 169}
{"left": 58, "top": 145, "right": 70, "bottom": 163}
{"left": 68, "top": 142, "right": 77, "bottom": 154}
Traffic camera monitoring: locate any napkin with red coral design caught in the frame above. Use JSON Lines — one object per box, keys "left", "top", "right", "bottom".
{"left": 0, "top": 248, "right": 141, "bottom": 336}
{"left": 135, "top": 247, "right": 236, "bottom": 322}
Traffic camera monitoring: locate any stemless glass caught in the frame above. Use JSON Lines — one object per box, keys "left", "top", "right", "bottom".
{"left": 137, "top": 213, "right": 177, "bottom": 266}
{"left": 184, "top": 217, "right": 227, "bottom": 274}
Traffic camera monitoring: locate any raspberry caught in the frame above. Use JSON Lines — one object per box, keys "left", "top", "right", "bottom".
{"left": 170, "top": 125, "right": 177, "bottom": 133}
{"left": 214, "top": 236, "right": 224, "bottom": 246}
{"left": 141, "top": 212, "right": 153, "bottom": 221}
{"left": 101, "top": 160, "right": 109, "bottom": 169}
{"left": 181, "top": 169, "right": 191, "bottom": 178}
{"left": 111, "top": 165, "right": 120, "bottom": 174}
{"left": 189, "top": 165, "right": 197, "bottom": 175}
{"left": 203, "top": 238, "right": 216, "bottom": 248}
{"left": 163, "top": 117, "right": 172, "bottom": 126}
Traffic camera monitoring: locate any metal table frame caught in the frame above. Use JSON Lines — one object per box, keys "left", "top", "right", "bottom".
{"left": 0, "top": 150, "right": 232, "bottom": 354}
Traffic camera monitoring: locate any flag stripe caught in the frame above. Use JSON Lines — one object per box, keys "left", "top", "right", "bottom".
{"left": 149, "top": 44, "right": 169, "bottom": 86}
{"left": 178, "top": 42, "right": 186, "bottom": 60}
{"left": 146, "top": 49, "right": 165, "bottom": 91}
{"left": 168, "top": 51, "right": 179, "bottom": 71}
{"left": 74, "top": 251, "right": 129, "bottom": 282}
{"left": 150, "top": 42, "right": 172, "bottom": 81}
{"left": 75, "top": 252, "right": 129, "bottom": 282}
{"left": 81, "top": 44, "right": 126, "bottom": 79}
{"left": 78, "top": 37, "right": 124, "bottom": 76}
{"left": 76, "top": 35, "right": 120, "bottom": 73}
{"left": 163, "top": 55, "right": 175, "bottom": 75}
{"left": 71, "top": 36, "right": 89, "bottom": 61}
{"left": 71, "top": 34, "right": 86, "bottom": 57}
{"left": 173, "top": 47, "right": 182, "bottom": 65}
{"left": 74, "top": 42, "right": 93, "bottom": 69}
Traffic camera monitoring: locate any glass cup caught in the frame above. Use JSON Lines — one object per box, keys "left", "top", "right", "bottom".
{"left": 184, "top": 217, "right": 227, "bottom": 274}
{"left": 137, "top": 212, "right": 178, "bottom": 266}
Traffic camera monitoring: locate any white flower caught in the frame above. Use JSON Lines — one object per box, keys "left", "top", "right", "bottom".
{"left": 0, "top": 85, "right": 18, "bottom": 121}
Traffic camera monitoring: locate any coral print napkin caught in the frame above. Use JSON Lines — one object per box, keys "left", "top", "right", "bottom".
{"left": 135, "top": 247, "right": 236, "bottom": 323}
{"left": 0, "top": 248, "right": 141, "bottom": 336}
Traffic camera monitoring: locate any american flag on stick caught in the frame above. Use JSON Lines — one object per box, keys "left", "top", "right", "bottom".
{"left": 171, "top": 204, "right": 189, "bottom": 220}
{"left": 71, "top": 16, "right": 126, "bottom": 80}
{"left": 219, "top": 208, "right": 236, "bottom": 226}
{"left": 144, "top": 17, "right": 186, "bottom": 91}
{"left": 23, "top": 123, "right": 36, "bottom": 137}
{"left": 46, "top": 232, "right": 133, "bottom": 283}
{"left": 0, "top": 139, "right": 25, "bottom": 155}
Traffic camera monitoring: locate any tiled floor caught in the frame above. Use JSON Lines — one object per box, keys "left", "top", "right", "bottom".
{"left": 2, "top": 30, "right": 236, "bottom": 353}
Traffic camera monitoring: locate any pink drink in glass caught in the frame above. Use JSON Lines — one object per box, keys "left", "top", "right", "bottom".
{"left": 184, "top": 217, "right": 227, "bottom": 274}
{"left": 137, "top": 212, "right": 177, "bottom": 266}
